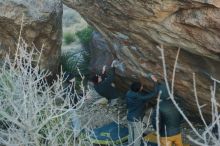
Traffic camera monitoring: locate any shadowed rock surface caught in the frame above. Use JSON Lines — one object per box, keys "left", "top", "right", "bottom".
{"left": 0, "top": 0, "right": 63, "bottom": 73}
{"left": 88, "top": 31, "right": 114, "bottom": 74}
{"left": 64, "top": 0, "right": 220, "bottom": 119}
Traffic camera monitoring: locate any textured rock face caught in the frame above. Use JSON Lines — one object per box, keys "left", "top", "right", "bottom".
{"left": 88, "top": 31, "right": 113, "bottom": 74}
{"left": 64, "top": 0, "right": 220, "bottom": 119}
{"left": 0, "top": 0, "right": 63, "bottom": 73}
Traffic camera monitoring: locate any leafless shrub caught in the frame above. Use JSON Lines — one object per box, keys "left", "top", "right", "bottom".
{"left": 0, "top": 36, "right": 90, "bottom": 146}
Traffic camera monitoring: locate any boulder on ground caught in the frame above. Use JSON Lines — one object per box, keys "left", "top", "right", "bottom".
{"left": 0, "top": 0, "right": 63, "bottom": 73}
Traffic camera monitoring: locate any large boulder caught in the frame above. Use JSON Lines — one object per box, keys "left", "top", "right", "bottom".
{"left": 63, "top": 0, "right": 220, "bottom": 119}
{"left": 0, "top": 0, "right": 63, "bottom": 73}
{"left": 88, "top": 31, "right": 113, "bottom": 74}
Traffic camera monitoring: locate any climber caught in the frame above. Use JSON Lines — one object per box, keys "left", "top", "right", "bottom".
{"left": 151, "top": 82, "right": 184, "bottom": 146}
{"left": 90, "top": 60, "right": 120, "bottom": 105}
{"left": 126, "top": 74, "right": 158, "bottom": 146}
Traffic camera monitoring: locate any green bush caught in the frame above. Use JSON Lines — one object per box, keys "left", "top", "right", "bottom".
{"left": 63, "top": 32, "right": 75, "bottom": 45}
{"left": 61, "top": 50, "right": 90, "bottom": 75}
{"left": 60, "top": 50, "right": 91, "bottom": 89}
{"left": 76, "top": 26, "right": 93, "bottom": 46}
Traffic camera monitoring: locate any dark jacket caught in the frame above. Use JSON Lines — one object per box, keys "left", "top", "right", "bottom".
{"left": 126, "top": 83, "right": 158, "bottom": 122}
{"left": 94, "top": 67, "right": 119, "bottom": 100}
{"left": 151, "top": 83, "right": 183, "bottom": 137}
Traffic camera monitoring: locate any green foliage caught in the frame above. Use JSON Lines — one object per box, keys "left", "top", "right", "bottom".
{"left": 60, "top": 52, "right": 77, "bottom": 73}
{"left": 61, "top": 50, "right": 90, "bottom": 75}
{"left": 76, "top": 26, "right": 93, "bottom": 46}
{"left": 78, "top": 51, "right": 91, "bottom": 76}
{"left": 60, "top": 50, "right": 91, "bottom": 89}
{"left": 63, "top": 32, "right": 76, "bottom": 45}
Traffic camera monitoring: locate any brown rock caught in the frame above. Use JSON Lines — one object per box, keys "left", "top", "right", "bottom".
{"left": 0, "top": 0, "right": 63, "bottom": 73}
{"left": 88, "top": 31, "right": 114, "bottom": 74}
{"left": 64, "top": 0, "right": 220, "bottom": 119}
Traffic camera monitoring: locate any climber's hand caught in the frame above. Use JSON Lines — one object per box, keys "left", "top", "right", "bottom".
{"left": 151, "top": 75, "right": 157, "bottom": 82}
{"left": 102, "top": 65, "right": 106, "bottom": 74}
{"left": 111, "top": 59, "right": 119, "bottom": 67}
